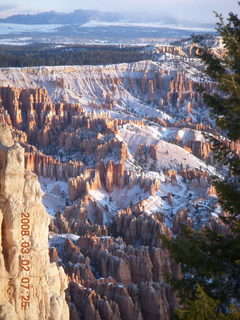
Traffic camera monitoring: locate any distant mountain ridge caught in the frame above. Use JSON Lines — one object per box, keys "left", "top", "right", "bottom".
{"left": 0, "top": 9, "right": 123, "bottom": 25}
{"left": 0, "top": 9, "right": 214, "bottom": 29}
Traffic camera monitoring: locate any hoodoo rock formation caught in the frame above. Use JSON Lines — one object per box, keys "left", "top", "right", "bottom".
{"left": 25, "top": 150, "right": 84, "bottom": 181}
{"left": 0, "top": 41, "right": 230, "bottom": 319}
{"left": 0, "top": 124, "right": 69, "bottom": 320}
{"left": 0, "top": 61, "right": 217, "bottom": 123}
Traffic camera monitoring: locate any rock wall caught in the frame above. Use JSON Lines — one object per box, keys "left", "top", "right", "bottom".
{"left": 67, "top": 160, "right": 161, "bottom": 204}
{"left": 68, "top": 170, "right": 102, "bottom": 202}
{"left": 49, "top": 232, "right": 179, "bottom": 320}
{"left": 0, "top": 86, "right": 83, "bottom": 147}
{"left": 0, "top": 62, "right": 217, "bottom": 125}
{"left": 25, "top": 150, "right": 84, "bottom": 181}
{"left": 0, "top": 124, "right": 69, "bottom": 320}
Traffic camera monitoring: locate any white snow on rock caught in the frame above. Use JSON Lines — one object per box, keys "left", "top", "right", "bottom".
{"left": 119, "top": 123, "right": 209, "bottom": 171}
{"left": 39, "top": 177, "right": 68, "bottom": 216}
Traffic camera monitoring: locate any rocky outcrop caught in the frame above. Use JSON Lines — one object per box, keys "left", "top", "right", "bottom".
{"left": 25, "top": 150, "right": 84, "bottom": 181}
{"left": 115, "top": 211, "right": 171, "bottom": 247}
{"left": 50, "top": 213, "right": 108, "bottom": 236}
{"left": 0, "top": 105, "right": 12, "bottom": 125}
{"left": 70, "top": 113, "right": 142, "bottom": 134}
{"left": 185, "top": 140, "right": 211, "bottom": 160}
{"left": 68, "top": 170, "right": 102, "bottom": 201}
{"left": 168, "top": 138, "right": 212, "bottom": 161}
{"left": 136, "top": 144, "right": 157, "bottom": 161}
{"left": 50, "top": 233, "right": 179, "bottom": 320}
{"left": 0, "top": 124, "right": 69, "bottom": 320}
{"left": 67, "top": 159, "right": 161, "bottom": 204}
{"left": 0, "top": 86, "right": 83, "bottom": 147}
{"left": 0, "top": 61, "right": 217, "bottom": 125}
{"left": 68, "top": 278, "right": 175, "bottom": 320}
{"left": 59, "top": 134, "right": 128, "bottom": 164}
{"left": 126, "top": 171, "right": 160, "bottom": 196}
{"left": 98, "top": 160, "right": 126, "bottom": 193}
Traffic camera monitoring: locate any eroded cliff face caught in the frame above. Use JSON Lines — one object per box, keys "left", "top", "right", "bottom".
{"left": 0, "top": 84, "right": 221, "bottom": 320}
{"left": 0, "top": 62, "right": 216, "bottom": 125}
{"left": 0, "top": 44, "right": 233, "bottom": 320}
{"left": 0, "top": 124, "right": 69, "bottom": 320}
{"left": 49, "top": 208, "right": 180, "bottom": 320}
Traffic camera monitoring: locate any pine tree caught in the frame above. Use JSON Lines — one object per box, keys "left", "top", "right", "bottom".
{"left": 161, "top": 3, "right": 240, "bottom": 317}
{"left": 177, "top": 285, "right": 240, "bottom": 320}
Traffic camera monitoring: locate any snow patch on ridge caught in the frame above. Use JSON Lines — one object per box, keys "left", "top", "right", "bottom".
{"left": 39, "top": 177, "right": 68, "bottom": 216}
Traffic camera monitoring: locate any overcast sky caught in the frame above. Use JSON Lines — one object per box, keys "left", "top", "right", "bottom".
{"left": 0, "top": 0, "right": 239, "bottom": 23}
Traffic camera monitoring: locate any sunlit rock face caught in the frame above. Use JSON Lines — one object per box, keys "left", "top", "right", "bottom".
{"left": 0, "top": 124, "right": 69, "bottom": 320}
